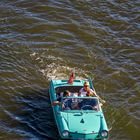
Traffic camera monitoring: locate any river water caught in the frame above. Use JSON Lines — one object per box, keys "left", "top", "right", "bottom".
{"left": 0, "top": 0, "right": 140, "bottom": 140}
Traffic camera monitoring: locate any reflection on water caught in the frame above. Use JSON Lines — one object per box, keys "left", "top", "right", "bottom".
{"left": 0, "top": 0, "right": 140, "bottom": 139}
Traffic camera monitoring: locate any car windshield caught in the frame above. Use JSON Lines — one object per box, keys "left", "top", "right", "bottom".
{"left": 61, "top": 97, "right": 99, "bottom": 111}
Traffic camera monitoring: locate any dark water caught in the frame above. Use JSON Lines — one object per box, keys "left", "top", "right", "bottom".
{"left": 0, "top": 0, "right": 140, "bottom": 140}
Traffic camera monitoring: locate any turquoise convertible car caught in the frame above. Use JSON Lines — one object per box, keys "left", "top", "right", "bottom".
{"left": 49, "top": 79, "right": 109, "bottom": 140}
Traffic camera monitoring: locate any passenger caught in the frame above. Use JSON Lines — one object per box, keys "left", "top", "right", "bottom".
{"left": 61, "top": 91, "right": 80, "bottom": 110}
{"left": 57, "top": 90, "right": 71, "bottom": 101}
{"left": 79, "top": 81, "right": 97, "bottom": 97}
{"left": 52, "top": 90, "right": 71, "bottom": 106}
{"left": 79, "top": 81, "right": 106, "bottom": 104}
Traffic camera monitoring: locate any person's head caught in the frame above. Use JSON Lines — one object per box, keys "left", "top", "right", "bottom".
{"left": 63, "top": 90, "right": 70, "bottom": 97}
{"left": 83, "top": 81, "right": 90, "bottom": 91}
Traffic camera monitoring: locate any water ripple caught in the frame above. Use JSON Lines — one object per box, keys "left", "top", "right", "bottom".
{"left": 0, "top": 0, "right": 140, "bottom": 139}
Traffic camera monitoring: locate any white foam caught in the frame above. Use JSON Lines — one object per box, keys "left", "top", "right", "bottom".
{"left": 30, "top": 52, "right": 91, "bottom": 80}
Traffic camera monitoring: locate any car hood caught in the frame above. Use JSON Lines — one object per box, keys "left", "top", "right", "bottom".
{"left": 61, "top": 111, "right": 101, "bottom": 134}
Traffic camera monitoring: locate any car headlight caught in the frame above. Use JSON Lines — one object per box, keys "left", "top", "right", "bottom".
{"left": 62, "top": 130, "right": 69, "bottom": 137}
{"left": 100, "top": 130, "right": 108, "bottom": 138}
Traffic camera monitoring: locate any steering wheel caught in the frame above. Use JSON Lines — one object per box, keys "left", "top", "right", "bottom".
{"left": 81, "top": 105, "right": 93, "bottom": 110}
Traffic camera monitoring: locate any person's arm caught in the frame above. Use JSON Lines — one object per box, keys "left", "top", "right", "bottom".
{"left": 90, "top": 89, "right": 97, "bottom": 97}
{"left": 52, "top": 101, "right": 61, "bottom": 106}
{"left": 97, "top": 95, "right": 106, "bottom": 104}
{"left": 95, "top": 93, "right": 106, "bottom": 104}
{"left": 91, "top": 89, "right": 106, "bottom": 104}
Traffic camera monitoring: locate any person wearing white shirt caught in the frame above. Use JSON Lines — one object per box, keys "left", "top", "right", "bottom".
{"left": 79, "top": 81, "right": 106, "bottom": 105}
{"left": 79, "top": 81, "right": 97, "bottom": 97}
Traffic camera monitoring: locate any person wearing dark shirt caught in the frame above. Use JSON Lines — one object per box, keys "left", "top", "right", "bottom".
{"left": 52, "top": 90, "right": 71, "bottom": 106}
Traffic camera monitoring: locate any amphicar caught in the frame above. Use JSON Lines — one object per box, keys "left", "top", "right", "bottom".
{"left": 49, "top": 79, "right": 108, "bottom": 140}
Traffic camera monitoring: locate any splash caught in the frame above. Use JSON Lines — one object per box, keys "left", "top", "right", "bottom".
{"left": 30, "top": 52, "right": 92, "bottom": 80}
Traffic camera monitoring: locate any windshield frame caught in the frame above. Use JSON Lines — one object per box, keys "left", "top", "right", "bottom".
{"left": 60, "top": 97, "right": 100, "bottom": 112}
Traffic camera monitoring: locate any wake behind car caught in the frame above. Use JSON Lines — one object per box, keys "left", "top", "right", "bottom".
{"left": 49, "top": 79, "right": 109, "bottom": 140}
